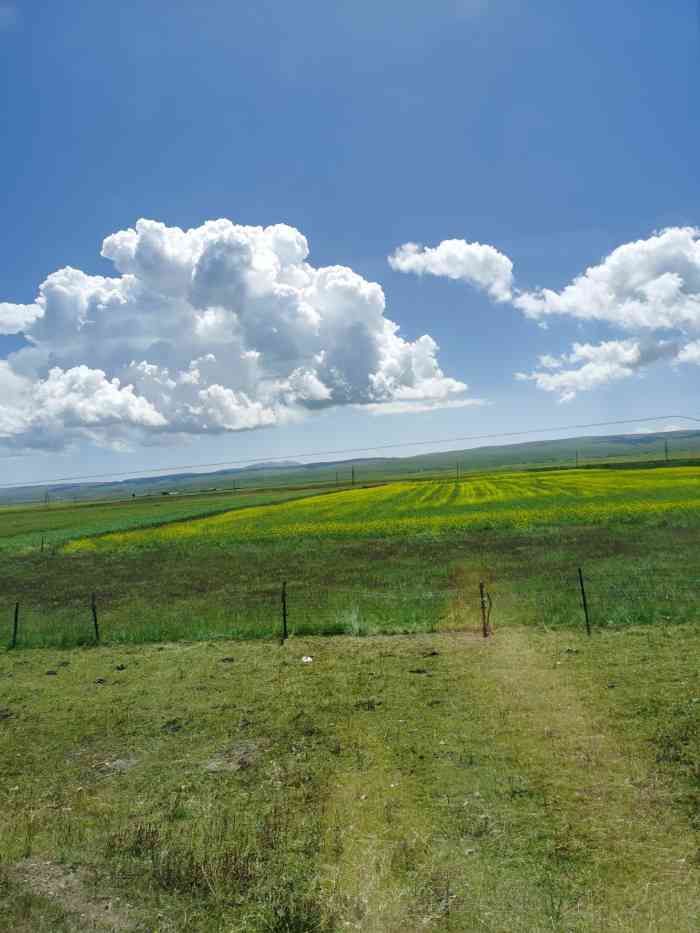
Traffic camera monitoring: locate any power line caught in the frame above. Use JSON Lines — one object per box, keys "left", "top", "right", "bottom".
{"left": 1, "top": 413, "right": 699, "bottom": 490}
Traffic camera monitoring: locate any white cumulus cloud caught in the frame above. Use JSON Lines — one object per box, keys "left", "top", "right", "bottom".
{"left": 513, "top": 227, "right": 700, "bottom": 329}
{"left": 0, "top": 302, "right": 43, "bottom": 334}
{"left": 515, "top": 339, "right": 680, "bottom": 402}
{"left": 676, "top": 339, "right": 700, "bottom": 365}
{"left": 391, "top": 226, "right": 700, "bottom": 400}
{"left": 0, "top": 218, "right": 473, "bottom": 451}
{"left": 388, "top": 240, "right": 513, "bottom": 301}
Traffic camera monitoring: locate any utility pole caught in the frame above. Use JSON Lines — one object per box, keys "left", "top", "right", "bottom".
{"left": 351, "top": 465, "right": 355, "bottom": 487}
{"left": 664, "top": 438, "right": 669, "bottom": 462}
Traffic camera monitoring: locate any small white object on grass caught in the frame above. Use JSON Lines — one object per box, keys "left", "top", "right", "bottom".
{"left": 302, "top": 656, "right": 313, "bottom": 664}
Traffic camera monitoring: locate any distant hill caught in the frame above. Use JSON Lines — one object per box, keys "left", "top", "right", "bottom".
{"left": 2, "top": 429, "right": 699, "bottom": 506}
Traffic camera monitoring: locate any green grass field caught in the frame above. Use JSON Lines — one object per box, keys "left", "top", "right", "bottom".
{"left": 1, "top": 626, "right": 698, "bottom": 931}
{"left": 68, "top": 464, "right": 700, "bottom": 551}
{"left": 2, "top": 465, "right": 699, "bottom": 649}
{"left": 1, "top": 462, "right": 699, "bottom": 930}
{"left": 0, "top": 485, "right": 346, "bottom": 554}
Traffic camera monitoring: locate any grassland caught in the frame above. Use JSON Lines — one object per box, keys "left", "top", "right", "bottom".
{"left": 66, "top": 465, "right": 700, "bottom": 552}
{"left": 1, "top": 461, "right": 699, "bottom": 930}
{"left": 1, "top": 625, "right": 698, "bottom": 931}
{"left": 2, "top": 465, "right": 700, "bottom": 649}
{"left": 0, "top": 485, "right": 344, "bottom": 554}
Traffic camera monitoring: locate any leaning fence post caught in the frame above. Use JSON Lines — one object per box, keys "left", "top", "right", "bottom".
{"left": 577, "top": 568, "right": 591, "bottom": 636}
{"left": 91, "top": 592, "right": 100, "bottom": 643}
{"left": 280, "top": 581, "right": 288, "bottom": 644}
{"left": 479, "top": 581, "right": 490, "bottom": 638}
{"left": 11, "top": 602, "right": 19, "bottom": 649}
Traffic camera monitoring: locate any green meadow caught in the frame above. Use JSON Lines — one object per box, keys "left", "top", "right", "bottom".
{"left": 1, "top": 625, "right": 698, "bottom": 931}
{"left": 1, "top": 462, "right": 699, "bottom": 930}
{"left": 0, "top": 485, "right": 342, "bottom": 554}
{"left": 2, "top": 465, "right": 699, "bottom": 649}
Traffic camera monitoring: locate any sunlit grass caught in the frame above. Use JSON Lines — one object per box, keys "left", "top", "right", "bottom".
{"left": 1, "top": 627, "right": 699, "bottom": 930}
{"left": 3, "top": 465, "right": 699, "bottom": 651}
{"left": 67, "top": 465, "right": 700, "bottom": 553}
{"left": 0, "top": 486, "right": 338, "bottom": 553}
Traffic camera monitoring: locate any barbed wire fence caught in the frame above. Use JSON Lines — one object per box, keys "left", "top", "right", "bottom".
{"left": 6, "top": 566, "right": 698, "bottom": 650}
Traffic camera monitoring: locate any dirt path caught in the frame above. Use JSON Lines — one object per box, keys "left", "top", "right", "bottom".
{"left": 461, "top": 626, "right": 700, "bottom": 930}
{"left": 318, "top": 626, "right": 700, "bottom": 931}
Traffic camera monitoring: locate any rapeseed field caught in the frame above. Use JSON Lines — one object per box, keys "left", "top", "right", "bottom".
{"left": 8, "top": 464, "right": 700, "bottom": 650}
{"left": 67, "top": 466, "right": 700, "bottom": 552}
{"left": 0, "top": 485, "right": 332, "bottom": 553}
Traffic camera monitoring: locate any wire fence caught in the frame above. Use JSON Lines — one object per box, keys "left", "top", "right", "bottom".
{"left": 5, "top": 566, "right": 699, "bottom": 650}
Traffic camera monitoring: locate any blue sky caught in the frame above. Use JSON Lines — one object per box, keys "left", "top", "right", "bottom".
{"left": 1, "top": 0, "right": 699, "bottom": 485}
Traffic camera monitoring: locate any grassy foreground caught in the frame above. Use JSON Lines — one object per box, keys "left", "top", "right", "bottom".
{"left": 1, "top": 622, "right": 698, "bottom": 932}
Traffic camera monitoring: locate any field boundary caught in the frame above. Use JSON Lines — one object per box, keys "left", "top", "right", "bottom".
{"left": 5, "top": 567, "right": 697, "bottom": 652}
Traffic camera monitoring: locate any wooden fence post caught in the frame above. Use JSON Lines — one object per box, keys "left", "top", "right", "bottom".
{"left": 91, "top": 593, "right": 100, "bottom": 643}
{"left": 479, "top": 582, "right": 490, "bottom": 638}
{"left": 11, "top": 602, "right": 19, "bottom": 649}
{"left": 577, "top": 567, "right": 591, "bottom": 636}
{"left": 281, "top": 582, "right": 288, "bottom": 644}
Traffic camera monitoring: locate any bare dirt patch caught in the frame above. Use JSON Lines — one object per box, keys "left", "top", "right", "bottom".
{"left": 99, "top": 757, "right": 138, "bottom": 774}
{"left": 10, "top": 858, "right": 134, "bottom": 931}
{"left": 204, "top": 739, "right": 265, "bottom": 772}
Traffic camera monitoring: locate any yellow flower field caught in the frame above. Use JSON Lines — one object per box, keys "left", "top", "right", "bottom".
{"left": 66, "top": 465, "right": 700, "bottom": 552}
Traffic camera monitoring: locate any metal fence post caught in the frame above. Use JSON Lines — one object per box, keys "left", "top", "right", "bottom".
{"left": 479, "top": 582, "right": 490, "bottom": 638}
{"left": 91, "top": 592, "right": 100, "bottom": 643}
{"left": 11, "top": 602, "right": 19, "bottom": 649}
{"left": 281, "top": 581, "right": 288, "bottom": 644}
{"left": 577, "top": 568, "right": 591, "bottom": 636}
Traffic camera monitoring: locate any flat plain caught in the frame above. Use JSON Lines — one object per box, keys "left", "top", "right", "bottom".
{"left": 1, "top": 463, "right": 699, "bottom": 931}
{"left": 0, "top": 484, "right": 344, "bottom": 554}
